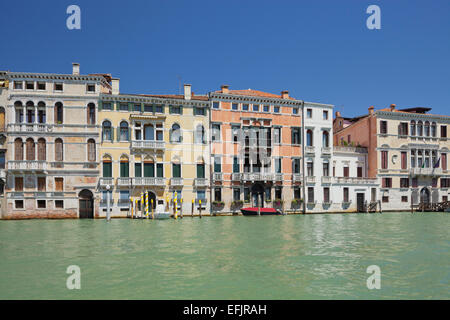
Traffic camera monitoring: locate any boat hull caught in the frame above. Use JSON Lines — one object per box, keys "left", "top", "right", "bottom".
{"left": 240, "top": 207, "right": 282, "bottom": 216}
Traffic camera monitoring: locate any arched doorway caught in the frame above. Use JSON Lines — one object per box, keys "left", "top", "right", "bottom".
{"left": 79, "top": 189, "right": 94, "bottom": 219}
{"left": 251, "top": 183, "right": 265, "bottom": 208}
{"left": 420, "top": 187, "right": 430, "bottom": 204}
{"left": 146, "top": 190, "right": 157, "bottom": 209}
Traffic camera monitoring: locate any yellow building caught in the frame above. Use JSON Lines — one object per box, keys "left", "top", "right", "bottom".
{"left": 98, "top": 82, "right": 210, "bottom": 217}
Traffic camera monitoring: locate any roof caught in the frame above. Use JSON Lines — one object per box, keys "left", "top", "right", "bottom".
{"left": 127, "top": 93, "right": 209, "bottom": 101}
{"left": 214, "top": 89, "right": 296, "bottom": 100}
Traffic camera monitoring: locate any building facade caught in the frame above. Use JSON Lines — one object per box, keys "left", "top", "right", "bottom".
{"left": 334, "top": 105, "right": 450, "bottom": 211}
{"left": 2, "top": 63, "right": 110, "bottom": 219}
{"left": 98, "top": 83, "right": 210, "bottom": 217}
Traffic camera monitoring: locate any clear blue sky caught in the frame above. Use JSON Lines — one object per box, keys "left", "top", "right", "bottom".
{"left": 1, "top": 0, "right": 449, "bottom": 117}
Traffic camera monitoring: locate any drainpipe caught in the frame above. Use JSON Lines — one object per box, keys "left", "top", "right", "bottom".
{"left": 301, "top": 100, "right": 306, "bottom": 214}
{"left": 208, "top": 94, "right": 212, "bottom": 215}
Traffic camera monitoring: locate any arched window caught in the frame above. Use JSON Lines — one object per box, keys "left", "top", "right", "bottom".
{"left": 87, "top": 139, "right": 96, "bottom": 162}
{"left": 119, "top": 121, "right": 129, "bottom": 141}
{"left": 55, "top": 138, "right": 63, "bottom": 161}
{"left": 194, "top": 124, "right": 205, "bottom": 144}
{"left": 87, "top": 103, "right": 95, "bottom": 125}
{"left": 14, "top": 101, "right": 24, "bottom": 124}
{"left": 410, "top": 121, "right": 416, "bottom": 136}
{"left": 55, "top": 102, "right": 63, "bottom": 124}
{"left": 424, "top": 121, "right": 430, "bottom": 137}
{"left": 26, "top": 138, "right": 35, "bottom": 160}
{"left": 322, "top": 131, "right": 329, "bottom": 148}
{"left": 120, "top": 155, "right": 129, "bottom": 178}
{"left": 14, "top": 138, "right": 23, "bottom": 160}
{"left": 306, "top": 129, "right": 313, "bottom": 147}
{"left": 431, "top": 122, "right": 437, "bottom": 137}
{"left": 417, "top": 121, "right": 423, "bottom": 136}
{"left": 26, "top": 101, "right": 35, "bottom": 124}
{"left": 102, "top": 155, "right": 112, "bottom": 178}
{"left": 102, "top": 120, "right": 112, "bottom": 141}
{"left": 37, "top": 102, "right": 46, "bottom": 123}
{"left": 432, "top": 150, "right": 437, "bottom": 168}
{"left": 170, "top": 123, "right": 182, "bottom": 143}
{"left": 37, "top": 138, "right": 46, "bottom": 161}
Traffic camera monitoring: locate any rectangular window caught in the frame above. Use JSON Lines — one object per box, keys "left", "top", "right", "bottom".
{"left": 307, "top": 109, "right": 312, "bottom": 118}
{"left": 26, "top": 81, "right": 34, "bottom": 90}
{"left": 443, "top": 196, "right": 448, "bottom": 202}
{"left": 103, "top": 162, "right": 112, "bottom": 177}
{"left": 307, "top": 162, "right": 314, "bottom": 176}
{"left": 212, "top": 102, "right": 220, "bottom": 109}
{"left": 144, "top": 104, "right": 153, "bottom": 112}
{"left": 412, "top": 177, "right": 418, "bottom": 188}
{"left": 133, "top": 104, "right": 141, "bottom": 112}
{"left": 275, "top": 158, "right": 282, "bottom": 173}
{"left": 323, "top": 110, "right": 329, "bottom": 120}
{"left": 441, "top": 125, "right": 447, "bottom": 138}
{"left": 263, "top": 105, "right": 270, "bottom": 112}
{"left": 102, "top": 102, "right": 112, "bottom": 110}
{"left": 120, "top": 161, "right": 129, "bottom": 178}
{"left": 170, "top": 105, "right": 182, "bottom": 114}
{"left": 172, "top": 163, "right": 181, "bottom": 178}
{"left": 400, "top": 178, "right": 409, "bottom": 188}
{"left": 15, "top": 177, "right": 23, "bottom": 191}
{"left": 87, "top": 84, "right": 95, "bottom": 92}
{"left": 214, "top": 188, "right": 222, "bottom": 202}
{"left": 155, "top": 105, "right": 163, "bottom": 113}
{"left": 399, "top": 122, "right": 408, "bottom": 136}
{"left": 214, "top": 156, "right": 221, "bottom": 173}
{"left": 401, "top": 152, "right": 407, "bottom": 169}
{"left": 55, "top": 200, "right": 64, "bottom": 208}
{"left": 14, "top": 81, "right": 23, "bottom": 90}
{"left": 442, "top": 153, "right": 447, "bottom": 171}
{"left": 197, "top": 190, "right": 206, "bottom": 201}
{"left": 294, "top": 187, "right": 301, "bottom": 200}
{"left": 197, "top": 163, "right": 205, "bottom": 178}
{"left": 324, "top": 187, "right": 330, "bottom": 203}
{"left": 144, "top": 162, "right": 155, "bottom": 177}
{"left": 380, "top": 121, "right": 388, "bottom": 134}
{"left": 212, "top": 124, "right": 221, "bottom": 141}
{"left": 382, "top": 196, "right": 389, "bottom": 203}
{"left": 357, "top": 167, "right": 363, "bottom": 178}
{"left": 275, "top": 187, "right": 282, "bottom": 200}
{"left": 292, "top": 107, "right": 298, "bottom": 115}
{"left": 37, "top": 200, "right": 46, "bottom": 209}
{"left": 119, "top": 103, "right": 128, "bottom": 111}
{"left": 343, "top": 166, "right": 349, "bottom": 177}
{"left": 244, "top": 187, "right": 251, "bottom": 202}
{"left": 54, "top": 83, "right": 63, "bottom": 91}
{"left": 55, "top": 178, "right": 64, "bottom": 191}
{"left": 135, "top": 163, "right": 142, "bottom": 177}
{"left": 273, "top": 127, "right": 281, "bottom": 144}
{"left": 382, "top": 178, "right": 392, "bottom": 188}
{"left": 323, "top": 163, "right": 330, "bottom": 176}
{"left": 119, "top": 190, "right": 130, "bottom": 202}
{"left": 242, "top": 104, "right": 249, "bottom": 111}
{"left": 233, "top": 157, "right": 239, "bottom": 173}
{"left": 401, "top": 196, "right": 408, "bottom": 203}
{"left": 233, "top": 188, "right": 240, "bottom": 201}
{"left": 381, "top": 151, "right": 388, "bottom": 169}
{"left": 343, "top": 187, "right": 349, "bottom": 202}
{"left": 274, "top": 106, "right": 280, "bottom": 113}
{"left": 0, "top": 151, "right": 5, "bottom": 169}
{"left": 232, "top": 125, "right": 240, "bottom": 143}
{"left": 37, "top": 82, "right": 46, "bottom": 90}
{"left": 307, "top": 187, "right": 314, "bottom": 203}
{"left": 37, "top": 177, "right": 46, "bottom": 191}
{"left": 252, "top": 104, "right": 259, "bottom": 112}
{"left": 292, "top": 158, "right": 301, "bottom": 174}
{"left": 15, "top": 200, "right": 24, "bottom": 209}
{"left": 232, "top": 103, "right": 238, "bottom": 111}
{"left": 194, "top": 107, "right": 205, "bottom": 116}
{"left": 441, "top": 178, "right": 450, "bottom": 188}
{"left": 157, "top": 163, "right": 163, "bottom": 177}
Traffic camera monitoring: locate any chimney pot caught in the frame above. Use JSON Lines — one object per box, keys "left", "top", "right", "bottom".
{"left": 184, "top": 84, "right": 192, "bottom": 100}
{"left": 281, "top": 90, "right": 289, "bottom": 99}
{"left": 368, "top": 106, "right": 375, "bottom": 115}
{"left": 390, "top": 104, "right": 396, "bottom": 111}
{"left": 72, "top": 63, "right": 80, "bottom": 75}
{"left": 221, "top": 85, "right": 229, "bottom": 94}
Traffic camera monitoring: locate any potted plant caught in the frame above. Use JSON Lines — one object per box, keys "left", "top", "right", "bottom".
{"left": 272, "top": 199, "right": 284, "bottom": 209}
{"left": 291, "top": 199, "right": 303, "bottom": 209}
{"left": 212, "top": 201, "right": 225, "bottom": 210}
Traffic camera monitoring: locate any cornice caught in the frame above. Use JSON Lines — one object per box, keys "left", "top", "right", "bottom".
{"left": 209, "top": 92, "right": 302, "bottom": 107}
{"left": 100, "top": 94, "right": 209, "bottom": 107}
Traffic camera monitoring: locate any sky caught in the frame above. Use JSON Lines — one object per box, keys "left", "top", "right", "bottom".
{"left": 1, "top": 0, "right": 449, "bottom": 117}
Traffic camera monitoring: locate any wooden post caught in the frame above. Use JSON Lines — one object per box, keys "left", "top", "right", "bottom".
{"left": 130, "top": 197, "right": 133, "bottom": 219}
{"left": 199, "top": 199, "right": 202, "bottom": 218}
{"left": 140, "top": 192, "right": 144, "bottom": 218}
{"left": 151, "top": 199, "right": 154, "bottom": 219}
{"left": 180, "top": 198, "right": 183, "bottom": 218}
{"left": 191, "top": 199, "right": 194, "bottom": 217}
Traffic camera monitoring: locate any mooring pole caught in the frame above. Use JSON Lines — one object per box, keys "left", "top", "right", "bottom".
{"left": 106, "top": 185, "right": 111, "bottom": 221}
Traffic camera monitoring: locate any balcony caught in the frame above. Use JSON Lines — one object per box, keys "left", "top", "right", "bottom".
{"left": 305, "top": 146, "right": 315, "bottom": 154}
{"left": 321, "top": 147, "right": 332, "bottom": 155}
{"left": 7, "top": 161, "right": 46, "bottom": 171}
{"left": 170, "top": 177, "right": 184, "bottom": 186}
{"left": 131, "top": 140, "right": 165, "bottom": 151}
{"left": 242, "top": 172, "right": 273, "bottom": 182}
{"left": 410, "top": 168, "right": 443, "bottom": 176}
{"left": 133, "top": 177, "right": 166, "bottom": 186}
{"left": 117, "top": 177, "right": 132, "bottom": 187}
{"left": 231, "top": 173, "right": 242, "bottom": 181}
{"left": 99, "top": 177, "right": 114, "bottom": 187}
{"left": 194, "top": 178, "right": 208, "bottom": 187}
{"left": 334, "top": 177, "right": 378, "bottom": 185}
{"left": 292, "top": 173, "right": 302, "bottom": 183}
{"left": 9, "top": 123, "right": 51, "bottom": 133}
{"left": 321, "top": 176, "right": 332, "bottom": 184}
{"left": 274, "top": 173, "right": 283, "bottom": 182}
{"left": 213, "top": 173, "right": 223, "bottom": 181}
{"left": 306, "top": 176, "right": 316, "bottom": 184}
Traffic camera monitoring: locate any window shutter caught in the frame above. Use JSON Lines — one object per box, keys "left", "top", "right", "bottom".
{"left": 128, "top": 102, "right": 132, "bottom": 111}
{"left": 116, "top": 127, "right": 120, "bottom": 142}
{"left": 128, "top": 128, "right": 131, "bottom": 141}
{"left": 98, "top": 101, "right": 102, "bottom": 111}
{"left": 179, "top": 105, "right": 183, "bottom": 115}
{"left": 115, "top": 102, "right": 120, "bottom": 111}
{"left": 111, "top": 127, "right": 114, "bottom": 141}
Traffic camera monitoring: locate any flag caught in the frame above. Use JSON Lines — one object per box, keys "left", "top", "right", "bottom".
{"left": 421, "top": 161, "right": 425, "bottom": 169}
{"left": 434, "top": 157, "right": 441, "bottom": 169}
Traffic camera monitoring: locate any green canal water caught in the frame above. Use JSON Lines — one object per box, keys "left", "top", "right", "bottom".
{"left": 0, "top": 212, "right": 449, "bottom": 299}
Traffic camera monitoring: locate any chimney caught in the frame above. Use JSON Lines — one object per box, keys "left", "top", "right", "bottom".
{"left": 72, "top": 63, "right": 80, "bottom": 75}
{"left": 111, "top": 78, "right": 120, "bottom": 95}
{"left": 184, "top": 84, "right": 192, "bottom": 100}
{"left": 281, "top": 90, "right": 289, "bottom": 99}
{"left": 390, "top": 104, "right": 396, "bottom": 111}
{"left": 368, "top": 106, "right": 374, "bottom": 115}
{"left": 221, "top": 85, "right": 229, "bottom": 94}
{"left": 335, "top": 111, "right": 342, "bottom": 118}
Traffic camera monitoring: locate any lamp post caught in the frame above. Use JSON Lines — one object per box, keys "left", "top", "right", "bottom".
{"left": 106, "top": 184, "right": 111, "bottom": 221}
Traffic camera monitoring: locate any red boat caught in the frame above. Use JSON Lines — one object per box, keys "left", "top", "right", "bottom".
{"left": 240, "top": 207, "right": 282, "bottom": 216}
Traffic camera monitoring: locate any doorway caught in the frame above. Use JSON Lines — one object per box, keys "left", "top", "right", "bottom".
{"left": 251, "top": 183, "right": 265, "bottom": 207}
{"left": 357, "top": 193, "right": 365, "bottom": 212}
{"left": 79, "top": 189, "right": 94, "bottom": 219}
{"left": 420, "top": 187, "right": 430, "bottom": 204}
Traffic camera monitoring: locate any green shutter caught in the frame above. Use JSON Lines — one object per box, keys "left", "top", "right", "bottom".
{"left": 128, "top": 102, "right": 133, "bottom": 111}
{"left": 197, "top": 164, "right": 205, "bottom": 178}
{"left": 144, "top": 163, "right": 155, "bottom": 177}
{"left": 98, "top": 101, "right": 103, "bottom": 111}
{"left": 115, "top": 102, "right": 120, "bottom": 110}
{"left": 128, "top": 128, "right": 131, "bottom": 141}
{"left": 135, "top": 163, "right": 142, "bottom": 177}
{"left": 179, "top": 105, "right": 183, "bottom": 115}
{"left": 157, "top": 164, "right": 163, "bottom": 177}
{"left": 173, "top": 164, "right": 181, "bottom": 178}
{"left": 120, "top": 162, "right": 129, "bottom": 177}
{"left": 103, "top": 162, "right": 112, "bottom": 177}
{"left": 111, "top": 127, "right": 115, "bottom": 141}
{"left": 116, "top": 127, "right": 120, "bottom": 142}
